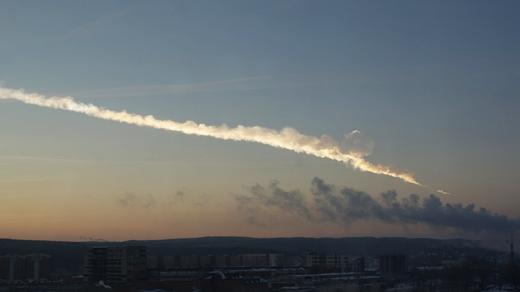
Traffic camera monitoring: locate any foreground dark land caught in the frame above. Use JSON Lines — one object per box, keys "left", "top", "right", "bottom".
{"left": 0, "top": 237, "right": 518, "bottom": 291}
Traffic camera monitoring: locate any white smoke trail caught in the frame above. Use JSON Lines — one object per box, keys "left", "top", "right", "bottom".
{"left": 0, "top": 86, "right": 421, "bottom": 185}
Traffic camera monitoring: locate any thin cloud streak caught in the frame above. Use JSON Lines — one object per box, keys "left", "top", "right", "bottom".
{"left": 0, "top": 155, "right": 89, "bottom": 163}
{"left": 0, "top": 86, "right": 421, "bottom": 185}
{"left": 0, "top": 177, "right": 53, "bottom": 184}
{"left": 70, "top": 76, "right": 272, "bottom": 99}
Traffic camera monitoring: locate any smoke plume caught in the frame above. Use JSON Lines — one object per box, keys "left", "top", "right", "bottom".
{"left": 0, "top": 86, "right": 420, "bottom": 185}
{"left": 236, "top": 178, "right": 519, "bottom": 233}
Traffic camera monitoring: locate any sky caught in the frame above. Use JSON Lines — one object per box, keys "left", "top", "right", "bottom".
{"left": 0, "top": 0, "right": 519, "bottom": 241}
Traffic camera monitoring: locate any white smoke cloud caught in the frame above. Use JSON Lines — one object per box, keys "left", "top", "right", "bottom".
{"left": 340, "top": 129, "right": 375, "bottom": 158}
{"left": 0, "top": 86, "right": 421, "bottom": 185}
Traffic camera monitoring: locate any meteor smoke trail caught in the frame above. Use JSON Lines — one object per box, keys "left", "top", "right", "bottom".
{"left": 0, "top": 86, "right": 421, "bottom": 185}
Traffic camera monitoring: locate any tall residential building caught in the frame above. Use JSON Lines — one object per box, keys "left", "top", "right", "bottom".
{"left": 84, "top": 246, "right": 147, "bottom": 284}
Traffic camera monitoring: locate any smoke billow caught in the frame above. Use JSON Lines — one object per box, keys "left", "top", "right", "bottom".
{"left": 341, "top": 130, "right": 374, "bottom": 158}
{"left": 236, "top": 182, "right": 313, "bottom": 224}
{"left": 236, "top": 177, "right": 519, "bottom": 233}
{"left": 0, "top": 86, "right": 420, "bottom": 185}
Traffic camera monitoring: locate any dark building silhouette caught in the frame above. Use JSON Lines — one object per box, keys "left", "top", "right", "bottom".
{"left": 151, "top": 253, "right": 285, "bottom": 270}
{"left": 351, "top": 256, "right": 366, "bottom": 272}
{"left": 0, "top": 254, "right": 50, "bottom": 282}
{"left": 379, "top": 254, "right": 407, "bottom": 275}
{"left": 84, "top": 246, "right": 147, "bottom": 284}
{"left": 304, "top": 252, "right": 351, "bottom": 272}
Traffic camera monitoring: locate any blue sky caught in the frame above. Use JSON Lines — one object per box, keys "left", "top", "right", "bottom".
{"left": 0, "top": 0, "right": 519, "bottom": 240}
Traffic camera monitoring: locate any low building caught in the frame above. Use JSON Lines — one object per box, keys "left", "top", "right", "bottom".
{"left": 304, "top": 252, "right": 351, "bottom": 272}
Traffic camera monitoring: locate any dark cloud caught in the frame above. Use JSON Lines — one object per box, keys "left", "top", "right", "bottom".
{"left": 118, "top": 190, "right": 209, "bottom": 208}
{"left": 168, "top": 191, "right": 185, "bottom": 205}
{"left": 236, "top": 181, "right": 312, "bottom": 221}
{"left": 119, "top": 192, "right": 137, "bottom": 207}
{"left": 236, "top": 177, "right": 519, "bottom": 234}
{"left": 118, "top": 192, "right": 155, "bottom": 208}
{"left": 143, "top": 194, "right": 156, "bottom": 208}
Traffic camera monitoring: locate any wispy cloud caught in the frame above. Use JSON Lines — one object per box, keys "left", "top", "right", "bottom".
{"left": 0, "top": 177, "right": 53, "bottom": 184}
{"left": 71, "top": 76, "right": 272, "bottom": 99}
{"left": 0, "top": 155, "right": 88, "bottom": 163}
{"left": 59, "top": 6, "right": 133, "bottom": 41}
{"left": 118, "top": 192, "right": 156, "bottom": 209}
{"left": 168, "top": 191, "right": 185, "bottom": 205}
{"left": 437, "top": 189, "right": 451, "bottom": 195}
